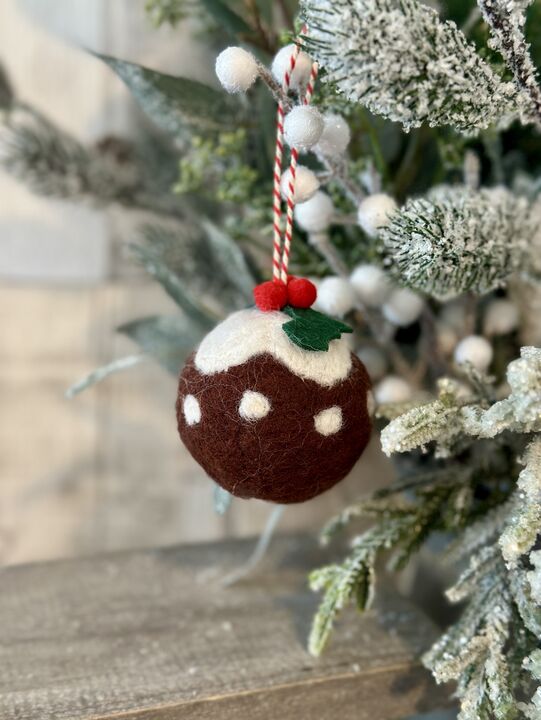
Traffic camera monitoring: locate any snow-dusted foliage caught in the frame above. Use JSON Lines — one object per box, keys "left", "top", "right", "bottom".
{"left": 461, "top": 346, "right": 541, "bottom": 437}
{"left": 380, "top": 379, "right": 465, "bottom": 456}
{"left": 381, "top": 186, "right": 533, "bottom": 299}
{"left": 529, "top": 552, "right": 541, "bottom": 604}
{"left": 378, "top": 351, "right": 541, "bottom": 720}
{"left": 478, "top": 0, "right": 540, "bottom": 124}
{"left": 301, "top": 0, "right": 521, "bottom": 132}
{"left": 382, "top": 347, "right": 541, "bottom": 452}
{"left": 523, "top": 650, "right": 541, "bottom": 720}
{"left": 499, "top": 438, "right": 541, "bottom": 567}
{"left": 423, "top": 550, "right": 519, "bottom": 720}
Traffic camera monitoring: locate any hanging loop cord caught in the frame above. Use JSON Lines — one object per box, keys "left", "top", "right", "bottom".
{"left": 272, "top": 42, "right": 301, "bottom": 282}
{"left": 280, "top": 59, "right": 319, "bottom": 284}
{"left": 272, "top": 25, "right": 319, "bottom": 283}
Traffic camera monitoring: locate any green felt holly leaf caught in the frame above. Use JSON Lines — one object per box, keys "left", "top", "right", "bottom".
{"left": 282, "top": 306, "right": 353, "bottom": 352}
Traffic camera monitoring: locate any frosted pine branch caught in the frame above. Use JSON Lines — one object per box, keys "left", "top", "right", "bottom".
{"left": 461, "top": 346, "right": 541, "bottom": 437}
{"left": 0, "top": 106, "right": 139, "bottom": 202}
{"left": 446, "top": 544, "right": 501, "bottom": 603}
{"left": 444, "top": 501, "right": 511, "bottom": 562}
{"left": 383, "top": 347, "right": 541, "bottom": 452}
{"left": 508, "top": 564, "right": 541, "bottom": 638}
{"left": 0, "top": 105, "right": 183, "bottom": 217}
{"left": 302, "top": 0, "right": 520, "bottom": 132}
{"left": 523, "top": 650, "right": 541, "bottom": 719}
{"left": 478, "top": 0, "right": 541, "bottom": 125}
{"left": 380, "top": 397, "right": 463, "bottom": 455}
{"left": 528, "top": 551, "right": 541, "bottom": 604}
{"left": 424, "top": 556, "right": 522, "bottom": 720}
{"left": 309, "top": 474, "right": 486, "bottom": 657}
{"left": 499, "top": 438, "right": 541, "bottom": 567}
{"left": 381, "top": 186, "right": 533, "bottom": 299}
{"left": 380, "top": 379, "right": 474, "bottom": 456}
{"left": 308, "top": 521, "right": 402, "bottom": 655}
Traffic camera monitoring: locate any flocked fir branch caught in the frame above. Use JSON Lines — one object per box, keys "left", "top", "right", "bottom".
{"left": 313, "top": 351, "right": 541, "bottom": 717}
{"left": 0, "top": 103, "right": 185, "bottom": 218}
{"left": 478, "top": 0, "right": 541, "bottom": 124}
{"left": 0, "top": 106, "right": 136, "bottom": 203}
{"left": 499, "top": 438, "right": 541, "bottom": 566}
{"left": 308, "top": 446, "right": 512, "bottom": 657}
{"left": 301, "top": 0, "right": 522, "bottom": 132}
{"left": 381, "top": 186, "right": 534, "bottom": 300}
{"left": 523, "top": 649, "right": 541, "bottom": 719}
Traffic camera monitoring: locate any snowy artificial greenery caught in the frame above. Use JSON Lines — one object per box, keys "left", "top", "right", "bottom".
{"left": 0, "top": 107, "right": 140, "bottom": 204}
{"left": 524, "top": 650, "right": 541, "bottom": 719}
{"left": 2, "top": 0, "right": 541, "bottom": 717}
{"left": 478, "top": 0, "right": 541, "bottom": 124}
{"left": 314, "top": 355, "right": 541, "bottom": 717}
{"left": 302, "top": 0, "right": 524, "bottom": 132}
{"left": 381, "top": 186, "right": 534, "bottom": 299}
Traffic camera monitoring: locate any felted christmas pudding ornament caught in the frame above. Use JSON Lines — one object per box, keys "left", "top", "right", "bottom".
{"left": 177, "top": 34, "right": 373, "bottom": 504}
{"left": 176, "top": 307, "right": 372, "bottom": 504}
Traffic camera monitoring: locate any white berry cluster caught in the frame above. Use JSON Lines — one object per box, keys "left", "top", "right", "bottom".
{"left": 314, "top": 263, "right": 424, "bottom": 325}
{"left": 213, "top": 42, "right": 517, "bottom": 410}
{"left": 435, "top": 295, "right": 519, "bottom": 373}
{"left": 215, "top": 43, "right": 398, "bottom": 243}
{"left": 311, "top": 262, "right": 425, "bottom": 403}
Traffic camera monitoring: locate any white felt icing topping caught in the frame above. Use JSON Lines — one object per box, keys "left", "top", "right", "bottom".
{"left": 314, "top": 406, "right": 343, "bottom": 436}
{"left": 239, "top": 390, "right": 271, "bottom": 421}
{"left": 195, "top": 309, "right": 352, "bottom": 388}
{"left": 183, "top": 394, "right": 201, "bottom": 425}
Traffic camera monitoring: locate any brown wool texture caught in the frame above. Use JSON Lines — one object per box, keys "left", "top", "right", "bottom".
{"left": 176, "top": 352, "right": 372, "bottom": 504}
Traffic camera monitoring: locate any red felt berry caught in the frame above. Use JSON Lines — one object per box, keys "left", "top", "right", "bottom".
{"left": 287, "top": 277, "right": 317, "bottom": 308}
{"left": 253, "top": 280, "right": 288, "bottom": 311}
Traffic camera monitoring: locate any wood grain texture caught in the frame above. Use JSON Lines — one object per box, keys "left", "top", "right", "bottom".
{"left": 0, "top": 535, "right": 449, "bottom": 720}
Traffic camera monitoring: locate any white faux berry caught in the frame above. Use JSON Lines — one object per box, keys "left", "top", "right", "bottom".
{"left": 375, "top": 376, "right": 413, "bottom": 405}
{"left": 294, "top": 191, "right": 334, "bottom": 232}
{"left": 284, "top": 106, "right": 324, "bottom": 151}
{"left": 215, "top": 47, "right": 258, "bottom": 93}
{"left": 357, "top": 346, "right": 388, "bottom": 381}
{"left": 271, "top": 44, "right": 313, "bottom": 90}
{"left": 315, "top": 277, "right": 356, "bottom": 317}
{"left": 280, "top": 165, "right": 319, "bottom": 203}
{"left": 483, "top": 299, "right": 519, "bottom": 336}
{"left": 315, "top": 114, "right": 350, "bottom": 156}
{"left": 454, "top": 335, "right": 493, "bottom": 371}
{"left": 357, "top": 193, "right": 398, "bottom": 237}
{"left": 350, "top": 264, "right": 392, "bottom": 307}
{"left": 382, "top": 288, "right": 424, "bottom": 327}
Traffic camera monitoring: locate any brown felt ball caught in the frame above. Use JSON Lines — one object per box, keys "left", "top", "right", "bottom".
{"left": 176, "top": 309, "right": 372, "bottom": 504}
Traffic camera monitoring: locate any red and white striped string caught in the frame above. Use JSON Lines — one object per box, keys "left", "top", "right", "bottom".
{"left": 272, "top": 43, "right": 301, "bottom": 281}
{"left": 280, "top": 60, "right": 319, "bottom": 283}
{"left": 272, "top": 30, "right": 319, "bottom": 284}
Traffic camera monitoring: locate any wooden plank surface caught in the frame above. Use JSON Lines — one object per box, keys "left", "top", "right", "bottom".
{"left": 0, "top": 535, "right": 449, "bottom": 720}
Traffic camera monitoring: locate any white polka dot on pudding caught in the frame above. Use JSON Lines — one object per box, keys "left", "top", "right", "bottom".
{"left": 239, "top": 390, "right": 271, "bottom": 421}
{"left": 314, "top": 406, "right": 343, "bottom": 436}
{"left": 183, "top": 394, "right": 201, "bottom": 425}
